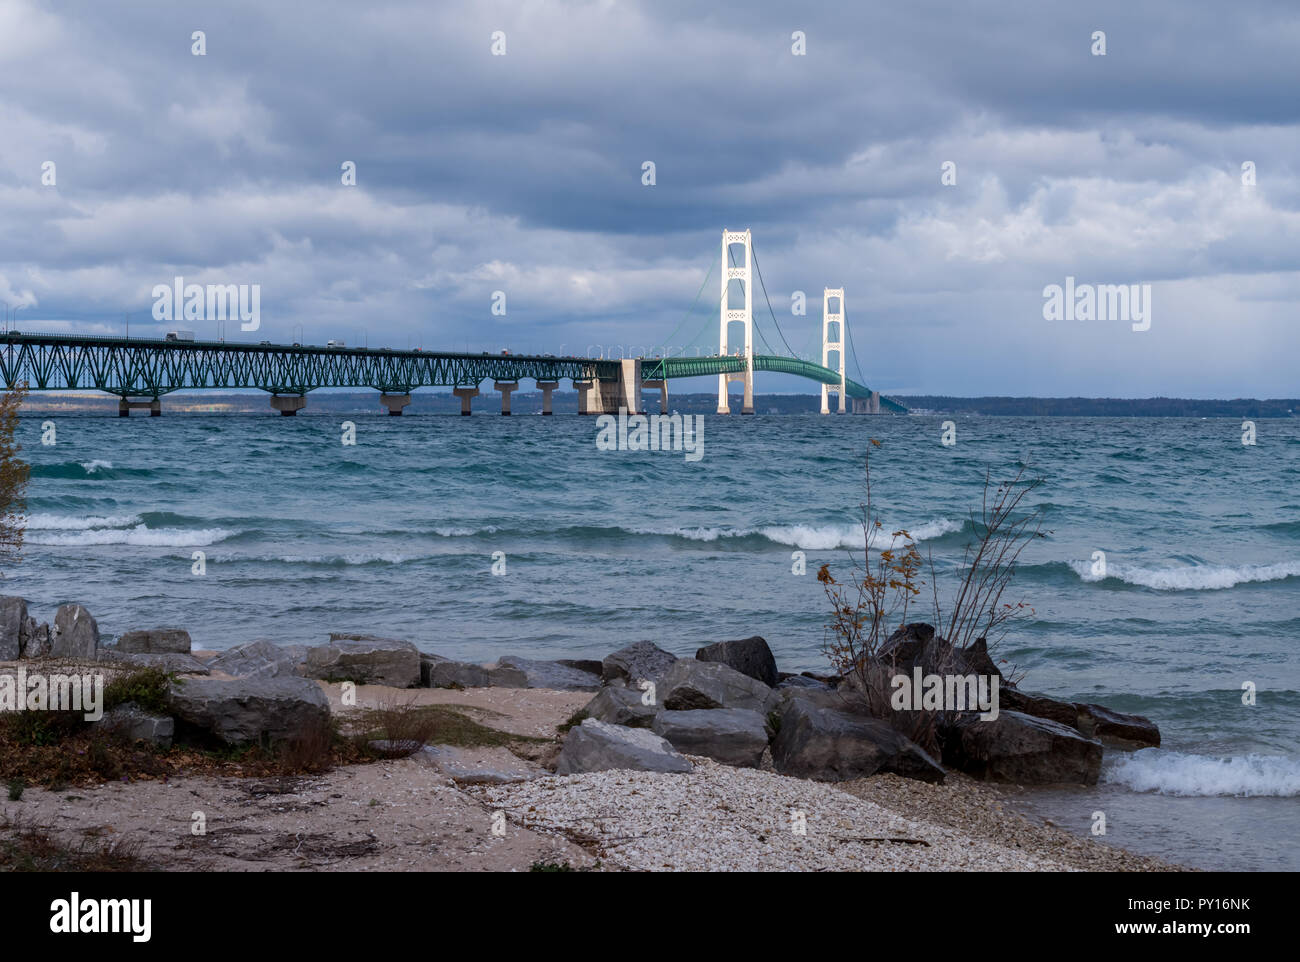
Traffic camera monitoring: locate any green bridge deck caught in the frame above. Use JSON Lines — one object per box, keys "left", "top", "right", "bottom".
{"left": 0, "top": 332, "right": 905, "bottom": 411}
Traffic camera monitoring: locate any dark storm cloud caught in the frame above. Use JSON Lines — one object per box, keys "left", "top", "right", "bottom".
{"left": 0, "top": 0, "right": 1297, "bottom": 395}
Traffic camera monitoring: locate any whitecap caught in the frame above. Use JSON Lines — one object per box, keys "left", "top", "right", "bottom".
{"left": 1069, "top": 558, "right": 1300, "bottom": 590}
{"left": 1104, "top": 749, "right": 1300, "bottom": 797}
{"left": 27, "top": 524, "right": 234, "bottom": 547}
{"left": 24, "top": 513, "right": 141, "bottom": 530}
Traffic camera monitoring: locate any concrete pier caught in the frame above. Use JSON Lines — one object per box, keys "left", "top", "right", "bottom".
{"left": 536, "top": 380, "right": 558, "bottom": 415}
{"left": 494, "top": 380, "right": 518, "bottom": 415}
{"left": 577, "top": 359, "right": 642, "bottom": 415}
{"left": 850, "top": 391, "right": 883, "bottom": 415}
{"left": 452, "top": 386, "right": 479, "bottom": 416}
{"left": 644, "top": 378, "right": 669, "bottom": 413}
{"left": 379, "top": 393, "right": 411, "bottom": 416}
{"left": 270, "top": 395, "right": 307, "bottom": 416}
{"left": 119, "top": 398, "right": 161, "bottom": 417}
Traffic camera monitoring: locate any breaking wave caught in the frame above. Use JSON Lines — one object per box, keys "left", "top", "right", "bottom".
{"left": 1104, "top": 749, "right": 1300, "bottom": 797}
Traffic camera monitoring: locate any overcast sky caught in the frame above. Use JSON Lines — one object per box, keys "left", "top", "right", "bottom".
{"left": 1, "top": 0, "right": 1298, "bottom": 397}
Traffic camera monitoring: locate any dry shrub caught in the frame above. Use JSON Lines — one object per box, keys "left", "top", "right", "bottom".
{"left": 821, "top": 449, "right": 1043, "bottom": 751}
{"left": 366, "top": 697, "right": 441, "bottom": 758}
{"left": 275, "top": 714, "right": 338, "bottom": 774}
{"left": 0, "top": 815, "right": 151, "bottom": 871}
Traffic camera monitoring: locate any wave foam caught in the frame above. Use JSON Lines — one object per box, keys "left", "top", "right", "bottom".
{"left": 627, "top": 519, "right": 963, "bottom": 550}
{"left": 208, "top": 552, "right": 422, "bottom": 565}
{"left": 757, "top": 519, "right": 963, "bottom": 550}
{"left": 27, "top": 524, "right": 234, "bottom": 547}
{"left": 430, "top": 525, "right": 499, "bottom": 538}
{"left": 25, "top": 513, "right": 141, "bottom": 530}
{"left": 1104, "top": 749, "right": 1300, "bottom": 797}
{"left": 1070, "top": 559, "right": 1300, "bottom": 590}
{"left": 79, "top": 460, "right": 113, "bottom": 473}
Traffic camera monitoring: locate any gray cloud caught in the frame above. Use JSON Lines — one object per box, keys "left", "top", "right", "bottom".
{"left": 1, "top": 0, "right": 1297, "bottom": 395}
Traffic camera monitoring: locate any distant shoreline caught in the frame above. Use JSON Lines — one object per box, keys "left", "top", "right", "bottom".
{"left": 16, "top": 391, "right": 1300, "bottom": 418}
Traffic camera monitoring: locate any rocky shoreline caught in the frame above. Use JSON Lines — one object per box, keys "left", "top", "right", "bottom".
{"left": 0, "top": 597, "right": 1178, "bottom": 871}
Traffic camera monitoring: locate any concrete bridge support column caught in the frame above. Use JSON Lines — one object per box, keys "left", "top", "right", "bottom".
{"left": 615, "top": 358, "right": 642, "bottom": 415}
{"left": 119, "top": 399, "right": 161, "bottom": 417}
{"left": 644, "top": 379, "right": 668, "bottom": 413}
{"left": 270, "top": 395, "right": 307, "bottom": 416}
{"left": 494, "top": 381, "right": 518, "bottom": 415}
{"left": 536, "top": 381, "right": 558, "bottom": 415}
{"left": 850, "top": 391, "right": 883, "bottom": 415}
{"left": 453, "top": 386, "right": 479, "bottom": 416}
{"left": 380, "top": 393, "right": 411, "bottom": 416}
{"left": 577, "top": 364, "right": 642, "bottom": 415}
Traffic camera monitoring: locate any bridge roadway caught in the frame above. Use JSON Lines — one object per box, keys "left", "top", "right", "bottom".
{"left": 0, "top": 331, "right": 905, "bottom": 415}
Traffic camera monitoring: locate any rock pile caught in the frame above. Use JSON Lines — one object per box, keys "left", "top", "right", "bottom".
{"left": 0, "top": 598, "right": 1159, "bottom": 785}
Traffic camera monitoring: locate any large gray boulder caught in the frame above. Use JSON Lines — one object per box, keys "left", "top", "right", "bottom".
{"left": 0, "top": 596, "right": 26, "bottom": 660}
{"left": 303, "top": 633, "right": 420, "bottom": 688}
{"left": 763, "top": 684, "right": 860, "bottom": 718}
{"left": 999, "top": 687, "right": 1080, "bottom": 728}
{"left": 486, "top": 665, "right": 528, "bottom": 687}
{"left": 421, "top": 656, "right": 527, "bottom": 689}
{"left": 580, "top": 686, "right": 658, "bottom": 729}
{"left": 51, "top": 604, "right": 99, "bottom": 659}
{"left": 116, "top": 628, "right": 192, "bottom": 654}
{"left": 1073, "top": 702, "right": 1160, "bottom": 749}
{"left": 98, "top": 651, "right": 210, "bottom": 675}
{"left": 660, "top": 658, "right": 772, "bottom": 712}
{"left": 497, "top": 655, "right": 601, "bottom": 691}
{"left": 21, "top": 621, "right": 51, "bottom": 659}
{"left": 166, "top": 675, "right": 331, "bottom": 746}
{"left": 695, "top": 636, "right": 779, "bottom": 688}
{"left": 878, "top": 622, "right": 1004, "bottom": 681}
{"left": 99, "top": 701, "right": 174, "bottom": 749}
{"left": 209, "top": 640, "right": 303, "bottom": 679}
{"left": 419, "top": 653, "right": 450, "bottom": 686}
{"left": 555, "top": 718, "right": 692, "bottom": 775}
{"left": 769, "top": 692, "right": 946, "bottom": 783}
{"left": 424, "top": 658, "right": 490, "bottom": 688}
{"left": 602, "top": 641, "right": 679, "bottom": 685}
{"left": 651, "top": 708, "right": 769, "bottom": 768}
{"left": 994, "top": 688, "right": 1160, "bottom": 750}
{"left": 940, "top": 710, "right": 1103, "bottom": 785}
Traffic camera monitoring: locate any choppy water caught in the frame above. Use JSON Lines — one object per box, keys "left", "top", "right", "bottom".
{"left": 11, "top": 410, "right": 1300, "bottom": 869}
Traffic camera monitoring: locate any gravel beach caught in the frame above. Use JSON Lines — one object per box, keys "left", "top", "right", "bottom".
{"left": 471, "top": 756, "right": 1185, "bottom": 872}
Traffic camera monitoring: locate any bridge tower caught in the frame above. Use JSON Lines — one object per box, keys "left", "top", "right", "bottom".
{"left": 821, "top": 287, "right": 846, "bottom": 414}
{"left": 717, "top": 229, "right": 754, "bottom": 415}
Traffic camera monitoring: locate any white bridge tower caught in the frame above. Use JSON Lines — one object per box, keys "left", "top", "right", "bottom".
{"left": 717, "top": 229, "right": 754, "bottom": 415}
{"left": 821, "top": 287, "right": 846, "bottom": 414}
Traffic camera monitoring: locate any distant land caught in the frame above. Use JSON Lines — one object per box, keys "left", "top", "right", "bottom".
{"left": 16, "top": 391, "right": 1299, "bottom": 417}
{"left": 894, "top": 396, "right": 1299, "bottom": 418}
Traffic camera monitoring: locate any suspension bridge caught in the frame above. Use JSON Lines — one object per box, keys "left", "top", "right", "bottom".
{"left": 0, "top": 230, "right": 906, "bottom": 416}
